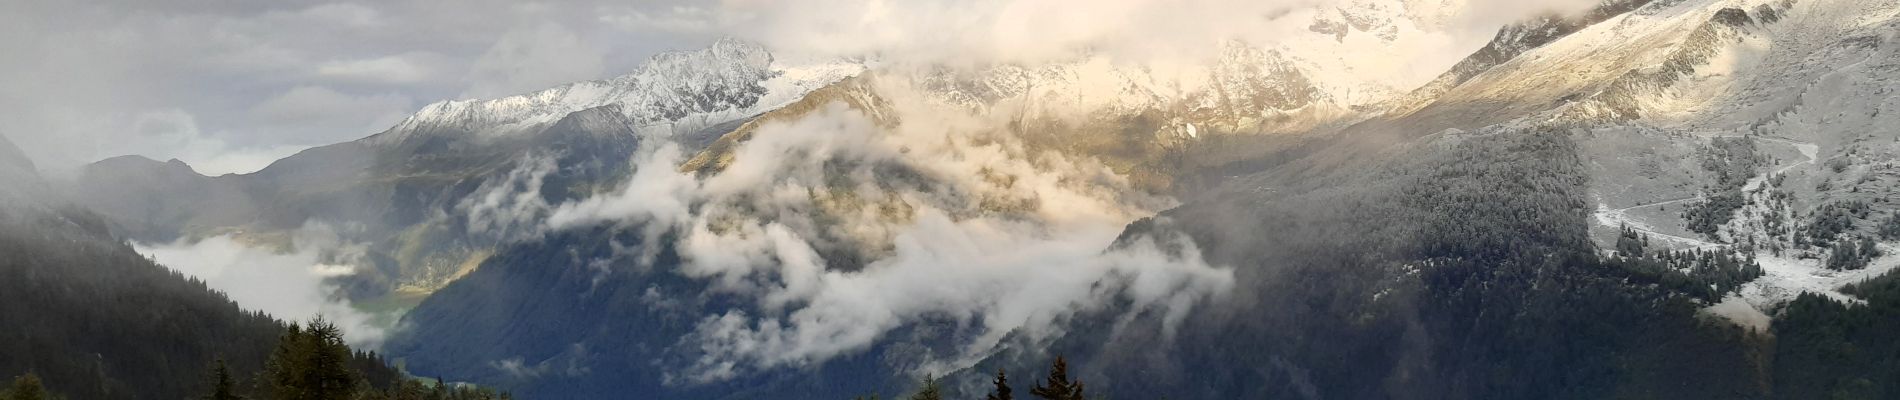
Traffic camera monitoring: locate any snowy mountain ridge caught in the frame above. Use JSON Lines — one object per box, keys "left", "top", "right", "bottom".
{"left": 380, "top": 39, "right": 865, "bottom": 143}
{"left": 380, "top": 0, "right": 1508, "bottom": 149}
{"left": 877, "top": 0, "right": 1512, "bottom": 143}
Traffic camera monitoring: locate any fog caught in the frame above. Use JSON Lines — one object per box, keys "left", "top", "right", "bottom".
{"left": 134, "top": 226, "right": 391, "bottom": 348}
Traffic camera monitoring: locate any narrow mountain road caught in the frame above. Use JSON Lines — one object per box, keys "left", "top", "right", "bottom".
{"left": 1615, "top": 195, "right": 1703, "bottom": 213}
{"left": 1594, "top": 199, "right": 1721, "bottom": 249}
{"left": 1596, "top": 195, "right": 1712, "bottom": 249}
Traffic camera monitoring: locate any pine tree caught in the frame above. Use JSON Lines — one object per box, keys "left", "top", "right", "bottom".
{"left": 3, "top": 373, "right": 49, "bottom": 400}
{"left": 303, "top": 317, "right": 356, "bottom": 400}
{"left": 260, "top": 317, "right": 360, "bottom": 400}
{"left": 985, "top": 370, "right": 1013, "bottom": 400}
{"left": 1029, "top": 357, "right": 1084, "bottom": 400}
{"left": 1615, "top": 225, "right": 1647, "bottom": 256}
{"left": 264, "top": 323, "right": 310, "bottom": 400}
{"left": 1828, "top": 242, "right": 1859, "bottom": 270}
{"left": 430, "top": 377, "right": 447, "bottom": 400}
{"left": 205, "top": 358, "right": 243, "bottom": 400}
{"left": 1879, "top": 213, "right": 1900, "bottom": 240}
{"left": 906, "top": 375, "right": 942, "bottom": 400}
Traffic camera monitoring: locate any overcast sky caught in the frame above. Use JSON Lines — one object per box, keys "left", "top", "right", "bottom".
{"left": 0, "top": 0, "right": 722, "bottom": 175}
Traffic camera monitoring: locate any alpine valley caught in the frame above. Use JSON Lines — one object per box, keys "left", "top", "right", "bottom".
{"left": 9, "top": 0, "right": 1900, "bottom": 399}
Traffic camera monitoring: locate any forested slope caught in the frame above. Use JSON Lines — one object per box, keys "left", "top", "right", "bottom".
{"left": 0, "top": 136, "right": 405, "bottom": 399}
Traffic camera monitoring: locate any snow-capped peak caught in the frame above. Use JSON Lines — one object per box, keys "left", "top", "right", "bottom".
{"left": 382, "top": 38, "right": 864, "bottom": 142}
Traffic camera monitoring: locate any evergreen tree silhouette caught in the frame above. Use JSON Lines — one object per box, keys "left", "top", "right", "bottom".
{"left": 1029, "top": 357, "right": 1084, "bottom": 400}
{"left": 303, "top": 318, "right": 355, "bottom": 400}
{"left": 3, "top": 373, "right": 51, "bottom": 400}
{"left": 985, "top": 369, "right": 1013, "bottom": 400}
{"left": 431, "top": 377, "right": 448, "bottom": 400}
{"left": 905, "top": 375, "right": 943, "bottom": 400}
{"left": 205, "top": 358, "right": 243, "bottom": 400}
{"left": 263, "top": 323, "right": 309, "bottom": 400}
{"left": 260, "top": 317, "right": 359, "bottom": 400}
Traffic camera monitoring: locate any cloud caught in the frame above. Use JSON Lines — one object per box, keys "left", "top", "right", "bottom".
{"left": 490, "top": 343, "right": 597, "bottom": 379}
{"left": 701, "top": 0, "right": 1607, "bottom": 66}
{"left": 548, "top": 80, "right": 1235, "bottom": 383}
{"left": 548, "top": 144, "right": 699, "bottom": 230}
{"left": 461, "top": 24, "right": 609, "bottom": 99}
{"left": 1456, "top": 0, "right": 1605, "bottom": 30}
{"left": 316, "top": 53, "right": 450, "bottom": 85}
{"left": 250, "top": 85, "right": 414, "bottom": 134}
{"left": 599, "top": 4, "right": 717, "bottom": 34}
{"left": 298, "top": 3, "right": 384, "bottom": 28}
{"left": 135, "top": 225, "right": 392, "bottom": 348}
{"left": 185, "top": 148, "right": 310, "bottom": 176}
{"left": 124, "top": 109, "right": 310, "bottom": 175}
{"left": 460, "top": 154, "right": 560, "bottom": 243}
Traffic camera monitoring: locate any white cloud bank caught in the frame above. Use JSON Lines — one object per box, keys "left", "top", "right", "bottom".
{"left": 135, "top": 228, "right": 390, "bottom": 348}
{"left": 548, "top": 79, "right": 1236, "bottom": 383}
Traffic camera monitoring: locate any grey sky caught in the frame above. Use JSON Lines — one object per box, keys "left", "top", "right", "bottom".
{"left": 0, "top": 0, "right": 719, "bottom": 175}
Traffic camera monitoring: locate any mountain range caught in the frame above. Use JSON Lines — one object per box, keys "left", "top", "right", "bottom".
{"left": 30, "top": 0, "right": 1900, "bottom": 398}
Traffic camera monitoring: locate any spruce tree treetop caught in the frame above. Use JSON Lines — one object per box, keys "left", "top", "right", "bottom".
{"left": 986, "top": 369, "right": 1013, "bottom": 400}
{"left": 1030, "top": 357, "right": 1085, "bottom": 400}
{"left": 3, "top": 373, "right": 51, "bottom": 400}
{"left": 205, "top": 358, "right": 242, "bottom": 400}
{"left": 906, "top": 375, "right": 942, "bottom": 400}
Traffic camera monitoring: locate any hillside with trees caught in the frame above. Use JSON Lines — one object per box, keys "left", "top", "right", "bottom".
{"left": 0, "top": 138, "right": 415, "bottom": 400}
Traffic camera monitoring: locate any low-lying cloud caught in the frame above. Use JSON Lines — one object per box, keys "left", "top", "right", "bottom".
{"left": 135, "top": 225, "right": 391, "bottom": 348}
{"left": 461, "top": 154, "right": 560, "bottom": 243}
{"left": 548, "top": 78, "right": 1235, "bottom": 383}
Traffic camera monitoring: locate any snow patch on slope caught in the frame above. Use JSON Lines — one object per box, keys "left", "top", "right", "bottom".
{"left": 1711, "top": 247, "right": 1900, "bottom": 331}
